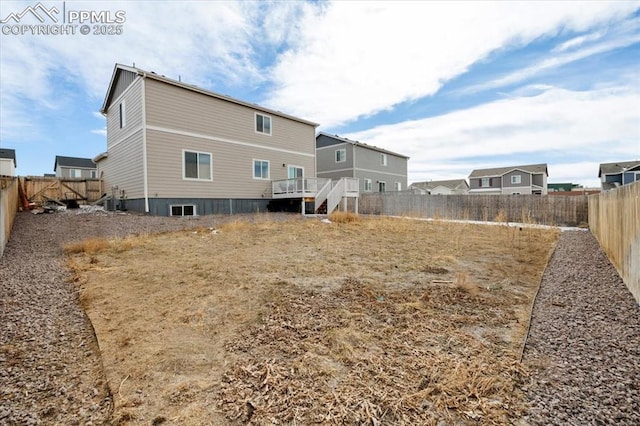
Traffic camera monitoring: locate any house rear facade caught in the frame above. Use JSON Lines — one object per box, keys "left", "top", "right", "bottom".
{"left": 316, "top": 133, "right": 408, "bottom": 193}
{"left": 469, "top": 164, "right": 548, "bottom": 195}
{"left": 97, "top": 64, "right": 318, "bottom": 216}
{"left": 0, "top": 148, "right": 16, "bottom": 177}
{"left": 598, "top": 160, "right": 640, "bottom": 190}
{"left": 54, "top": 156, "right": 97, "bottom": 178}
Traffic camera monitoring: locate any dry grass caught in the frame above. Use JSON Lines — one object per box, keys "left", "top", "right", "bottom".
{"left": 67, "top": 216, "right": 559, "bottom": 425}
{"left": 328, "top": 210, "right": 360, "bottom": 223}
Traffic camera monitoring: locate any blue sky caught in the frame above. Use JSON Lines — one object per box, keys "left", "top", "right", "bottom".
{"left": 1, "top": 0, "right": 639, "bottom": 187}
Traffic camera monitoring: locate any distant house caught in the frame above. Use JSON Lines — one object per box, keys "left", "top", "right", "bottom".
{"left": 96, "top": 63, "right": 356, "bottom": 217}
{"left": 409, "top": 179, "right": 469, "bottom": 195}
{"left": 598, "top": 160, "right": 640, "bottom": 190}
{"left": 0, "top": 148, "right": 17, "bottom": 177}
{"left": 469, "top": 163, "right": 548, "bottom": 195}
{"left": 316, "top": 132, "right": 409, "bottom": 193}
{"left": 54, "top": 156, "right": 97, "bottom": 178}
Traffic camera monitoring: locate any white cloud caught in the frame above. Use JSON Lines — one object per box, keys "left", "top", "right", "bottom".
{"left": 266, "top": 1, "right": 640, "bottom": 127}
{"left": 345, "top": 84, "right": 640, "bottom": 186}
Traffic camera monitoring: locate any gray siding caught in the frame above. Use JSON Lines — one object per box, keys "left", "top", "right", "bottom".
{"left": 112, "top": 198, "right": 270, "bottom": 216}
{"left": 56, "top": 167, "right": 96, "bottom": 179}
{"left": 353, "top": 145, "right": 407, "bottom": 191}
{"left": 502, "top": 170, "right": 531, "bottom": 188}
{"left": 316, "top": 133, "right": 345, "bottom": 148}
{"left": 109, "top": 70, "right": 137, "bottom": 109}
{"left": 316, "top": 142, "right": 354, "bottom": 175}
{"left": 469, "top": 177, "right": 502, "bottom": 190}
{"left": 532, "top": 173, "right": 544, "bottom": 187}
{"left": 106, "top": 77, "right": 144, "bottom": 149}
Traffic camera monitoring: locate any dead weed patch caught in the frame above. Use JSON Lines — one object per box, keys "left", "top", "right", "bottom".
{"left": 68, "top": 216, "right": 558, "bottom": 425}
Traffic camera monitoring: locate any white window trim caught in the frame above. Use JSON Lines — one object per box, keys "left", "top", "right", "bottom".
{"left": 182, "top": 149, "right": 213, "bottom": 181}
{"left": 170, "top": 204, "right": 197, "bottom": 216}
{"left": 119, "top": 101, "right": 126, "bottom": 129}
{"left": 378, "top": 180, "right": 386, "bottom": 193}
{"left": 511, "top": 175, "right": 522, "bottom": 184}
{"left": 252, "top": 159, "right": 270, "bottom": 180}
{"left": 255, "top": 112, "right": 272, "bottom": 136}
{"left": 90, "top": 170, "right": 97, "bottom": 178}
{"left": 364, "top": 178, "right": 372, "bottom": 192}
{"left": 480, "top": 177, "right": 491, "bottom": 188}
{"left": 287, "top": 165, "right": 304, "bottom": 179}
{"left": 395, "top": 182, "right": 401, "bottom": 191}
{"left": 335, "top": 148, "right": 346, "bottom": 163}
{"left": 381, "top": 153, "right": 388, "bottom": 166}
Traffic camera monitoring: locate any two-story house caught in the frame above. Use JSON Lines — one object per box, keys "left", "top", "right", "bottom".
{"left": 409, "top": 179, "right": 469, "bottom": 195}
{"left": 96, "top": 64, "right": 324, "bottom": 216}
{"left": 468, "top": 163, "right": 548, "bottom": 195}
{"left": 0, "top": 148, "right": 17, "bottom": 177}
{"left": 54, "top": 156, "right": 97, "bottom": 178}
{"left": 598, "top": 160, "right": 640, "bottom": 190}
{"left": 316, "top": 133, "right": 409, "bottom": 193}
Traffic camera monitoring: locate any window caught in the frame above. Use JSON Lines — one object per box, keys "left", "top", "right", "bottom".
{"left": 364, "top": 178, "right": 372, "bottom": 192}
{"left": 480, "top": 178, "right": 490, "bottom": 187}
{"left": 511, "top": 175, "right": 522, "bottom": 184}
{"left": 170, "top": 205, "right": 196, "bottom": 216}
{"left": 380, "top": 153, "right": 388, "bottom": 166}
{"left": 70, "top": 169, "right": 81, "bottom": 178}
{"left": 335, "top": 148, "right": 346, "bottom": 163}
{"left": 119, "top": 102, "right": 126, "bottom": 128}
{"left": 288, "top": 165, "right": 303, "bottom": 179}
{"left": 255, "top": 113, "right": 271, "bottom": 135}
{"left": 184, "top": 151, "right": 212, "bottom": 180}
{"left": 253, "top": 159, "right": 269, "bottom": 180}
{"left": 90, "top": 170, "right": 97, "bottom": 178}
{"left": 378, "top": 181, "right": 386, "bottom": 193}
{"left": 395, "top": 182, "right": 401, "bottom": 191}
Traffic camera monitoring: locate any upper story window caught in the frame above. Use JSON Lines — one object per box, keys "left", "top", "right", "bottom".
{"left": 119, "top": 102, "right": 126, "bottom": 128}
{"left": 364, "top": 178, "right": 372, "bottom": 192}
{"left": 184, "top": 150, "right": 212, "bottom": 180}
{"left": 381, "top": 153, "right": 388, "bottom": 166}
{"left": 255, "top": 113, "right": 271, "bottom": 135}
{"left": 253, "top": 159, "right": 270, "bottom": 180}
{"left": 335, "top": 148, "right": 346, "bottom": 163}
{"left": 481, "top": 178, "right": 490, "bottom": 187}
{"left": 395, "top": 182, "right": 402, "bottom": 191}
{"left": 511, "top": 175, "right": 522, "bottom": 184}
{"left": 91, "top": 170, "right": 97, "bottom": 178}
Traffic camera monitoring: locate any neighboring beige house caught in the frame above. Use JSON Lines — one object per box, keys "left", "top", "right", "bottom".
{"left": 97, "top": 64, "right": 325, "bottom": 216}
{"left": 54, "top": 156, "right": 97, "bottom": 178}
{"left": 409, "top": 179, "right": 469, "bottom": 195}
{"left": 468, "top": 163, "right": 548, "bottom": 195}
{"left": 0, "top": 148, "right": 16, "bottom": 177}
{"left": 598, "top": 160, "right": 640, "bottom": 190}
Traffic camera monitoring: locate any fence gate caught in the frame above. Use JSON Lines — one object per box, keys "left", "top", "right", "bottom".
{"left": 20, "top": 177, "right": 102, "bottom": 206}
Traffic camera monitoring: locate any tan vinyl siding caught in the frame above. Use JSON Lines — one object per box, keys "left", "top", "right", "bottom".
{"left": 106, "top": 77, "right": 143, "bottom": 148}
{"left": 98, "top": 130, "right": 145, "bottom": 199}
{"left": 146, "top": 129, "right": 315, "bottom": 199}
{"left": 144, "top": 79, "right": 314, "bottom": 155}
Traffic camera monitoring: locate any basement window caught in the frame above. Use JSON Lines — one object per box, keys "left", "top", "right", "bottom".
{"left": 170, "top": 205, "right": 196, "bottom": 216}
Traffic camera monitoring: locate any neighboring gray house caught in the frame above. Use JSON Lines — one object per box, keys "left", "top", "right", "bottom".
{"left": 316, "top": 133, "right": 409, "bottom": 193}
{"left": 0, "top": 148, "right": 16, "bottom": 177}
{"left": 54, "top": 156, "right": 97, "bottom": 178}
{"left": 97, "top": 64, "right": 354, "bottom": 216}
{"left": 468, "top": 163, "right": 548, "bottom": 195}
{"left": 409, "top": 179, "right": 469, "bottom": 195}
{"left": 598, "top": 160, "right": 640, "bottom": 190}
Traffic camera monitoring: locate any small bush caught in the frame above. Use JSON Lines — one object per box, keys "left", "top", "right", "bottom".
{"left": 63, "top": 237, "right": 110, "bottom": 255}
{"left": 328, "top": 211, "right": 360, "bottom": 223}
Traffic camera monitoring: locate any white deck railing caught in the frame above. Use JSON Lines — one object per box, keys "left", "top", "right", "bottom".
{"left": 272, "top": 178, "right": 331, "bottom": 199}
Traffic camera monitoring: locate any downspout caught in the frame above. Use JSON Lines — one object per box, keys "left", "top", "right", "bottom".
{"left": 141, "top": 73, "right": 150, "bottom": 213}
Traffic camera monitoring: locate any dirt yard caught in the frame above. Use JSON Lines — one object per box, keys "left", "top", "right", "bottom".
{"left": 65, "top": 213, "right": 558, "bottom": 425}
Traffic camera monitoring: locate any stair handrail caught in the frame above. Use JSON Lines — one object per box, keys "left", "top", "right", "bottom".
{"left": 314, "top": 179, "right": 332, "bottom": 212}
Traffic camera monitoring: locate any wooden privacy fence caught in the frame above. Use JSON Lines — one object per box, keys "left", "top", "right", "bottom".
{"left": 589, "top": 181, "right": 640, "bottom": 303}
{"left": 20, "top": 176, "right": 102, "bottom": 205}
{"left": 0, "top": 177, "right": 19, "bottom": 258}
{"left": 359, "top": 193, "right": 589, "bottom": 226}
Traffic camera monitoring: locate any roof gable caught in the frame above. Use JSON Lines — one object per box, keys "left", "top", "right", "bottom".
{"left": 54, "top": 156, "right": 95, "bottom": 171}
{"left": 316, "top": 132, "right": 409, "bottom": 159}
{"left": 101, "top": 63, "right": 318, "bottom": 127}
{"left": 410, "top": 179, "right": 468, "bottom": 191}
{"left": 598, "top": 160, "right": 640, "bottom": 177}
{"left": 469, "top": 163, "right": 548, "bottom": 178}
{"left": 0, "top": 148, "right": 16, "bottom": 167}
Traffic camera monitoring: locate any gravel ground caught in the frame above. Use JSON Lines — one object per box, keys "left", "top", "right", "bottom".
{"left": 1, "top": 211, "right": 638, "bottom": 425}
{"left": 522, "top": 231, "right": 640, "bottom": 425}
